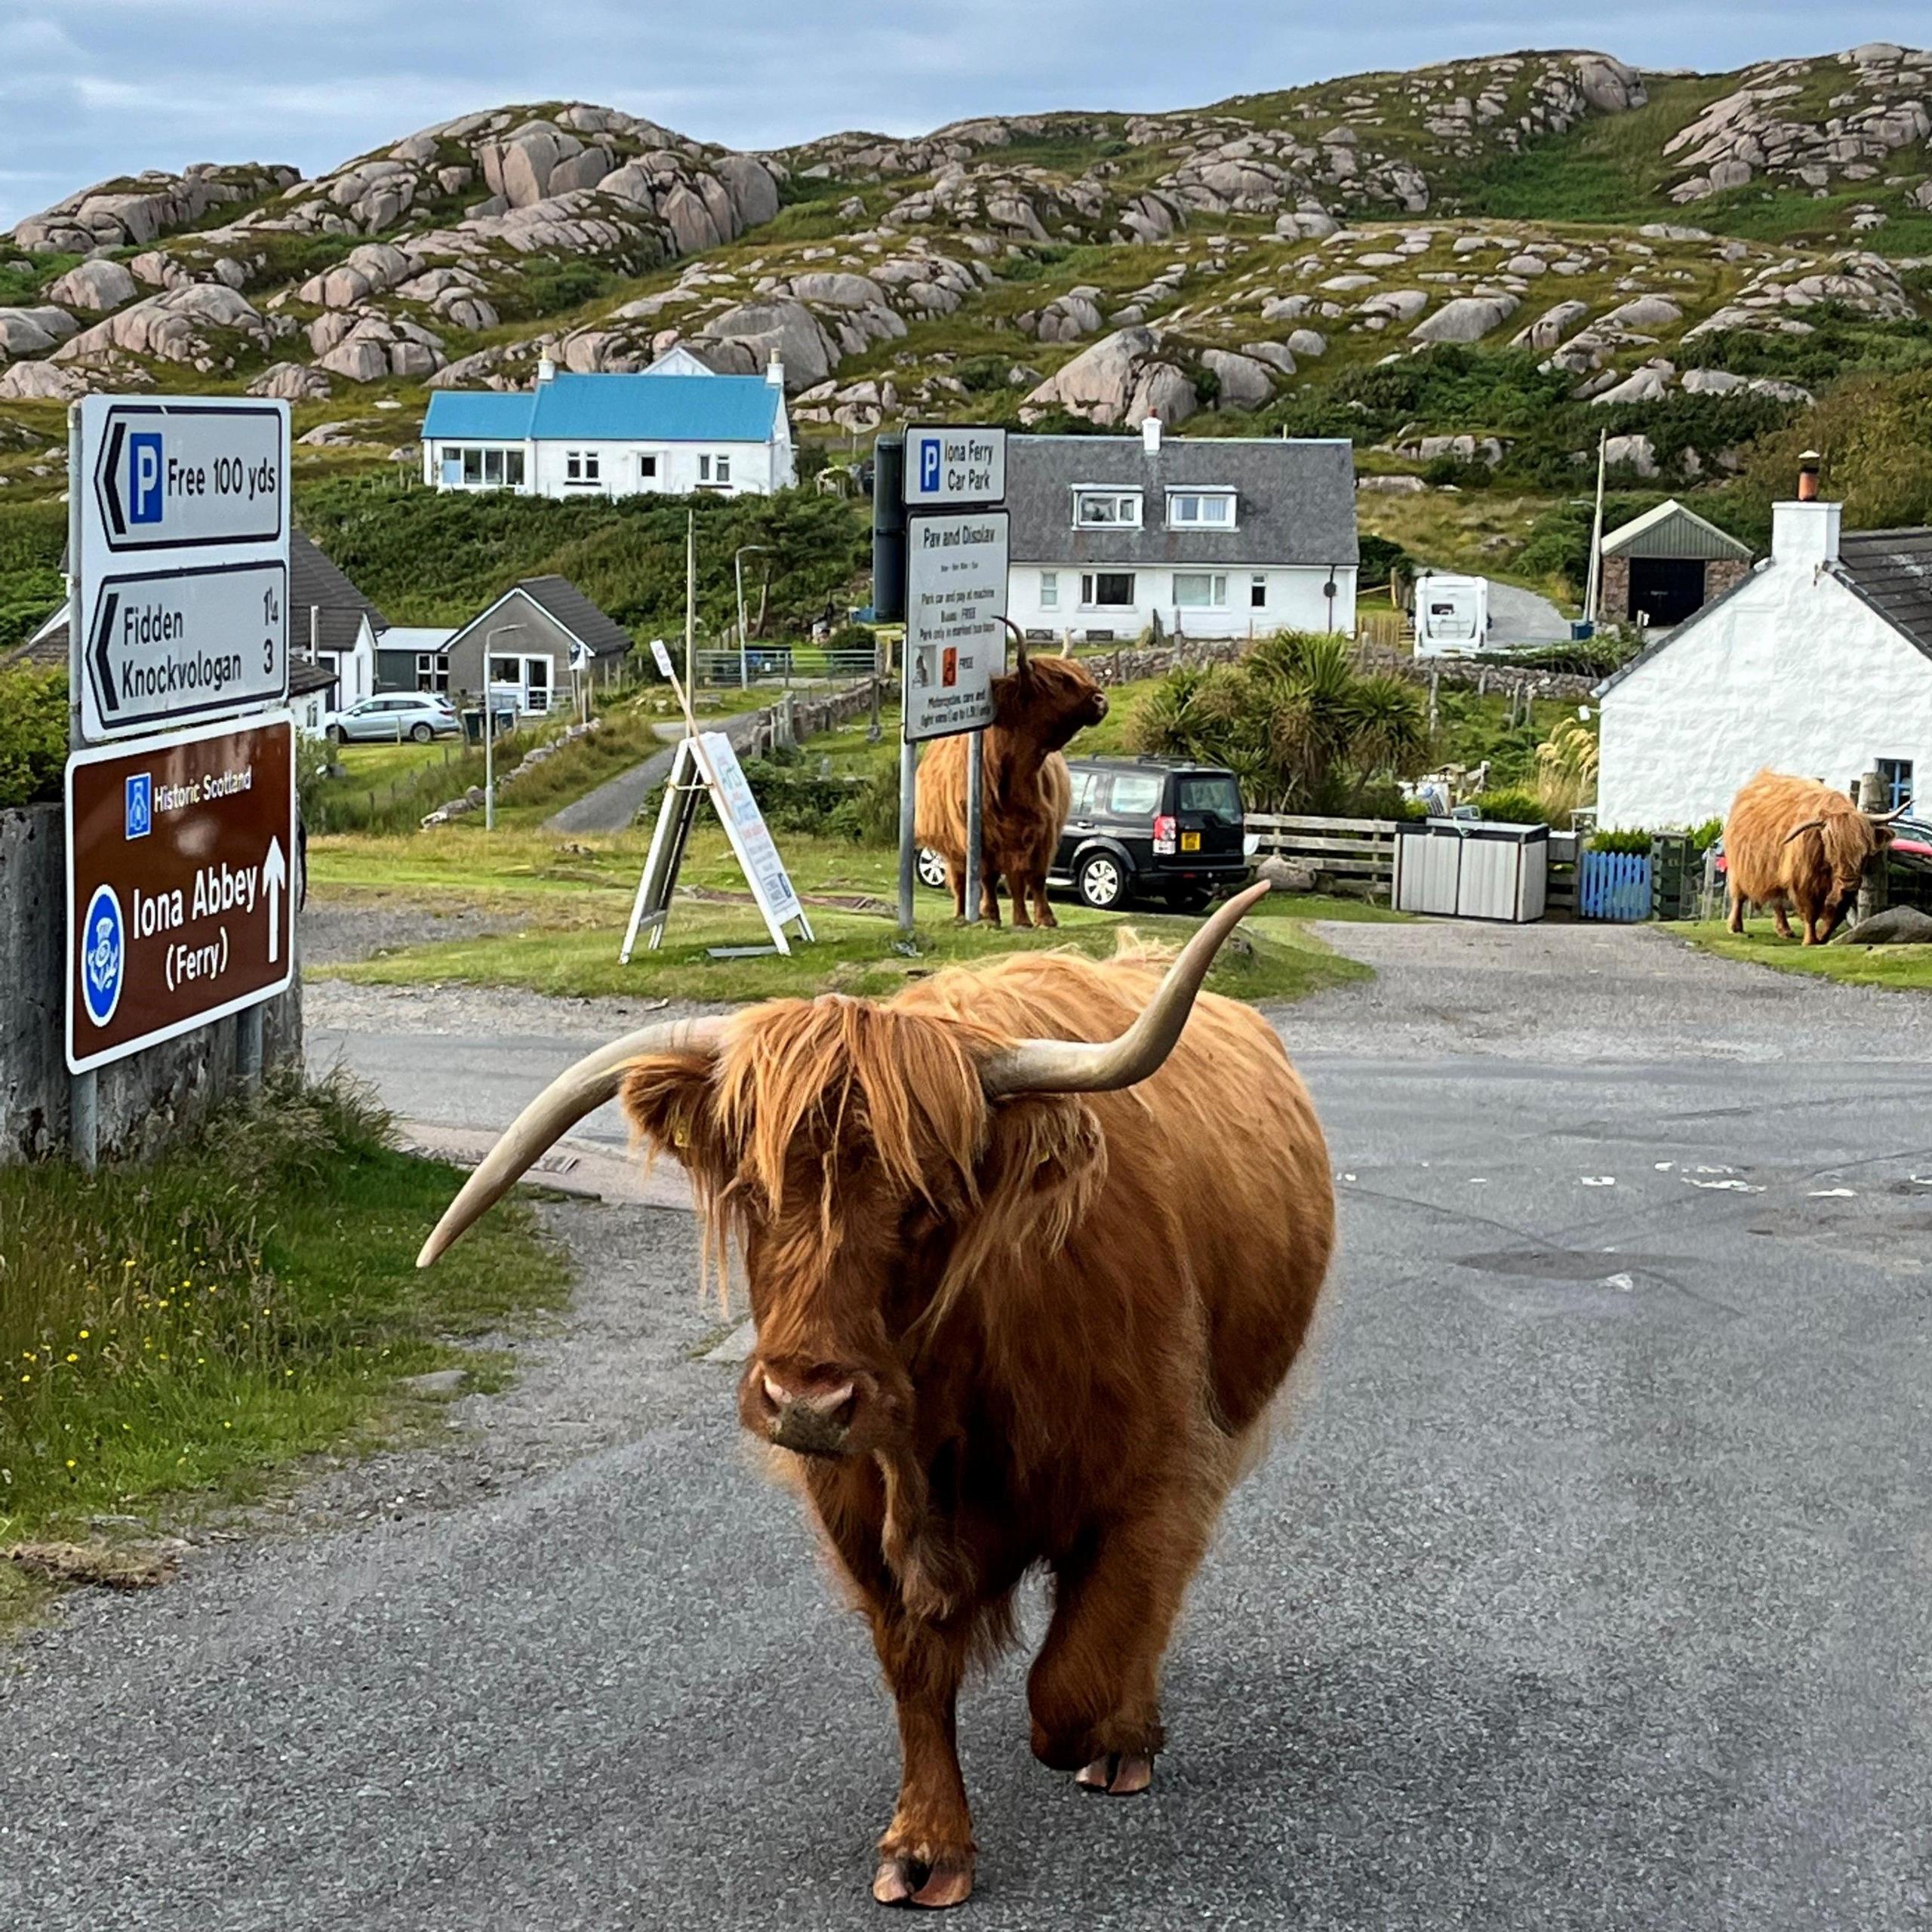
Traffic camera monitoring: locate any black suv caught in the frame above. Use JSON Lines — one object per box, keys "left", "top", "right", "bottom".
{"left": 918, "top": 756, "right": 1250, "bottom": 913}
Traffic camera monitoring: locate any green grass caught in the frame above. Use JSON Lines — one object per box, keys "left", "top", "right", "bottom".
{"left": 1671, "top": 923, "right": 1932, "bottom": 992}
{"left": 0, "top": 1071, "right": 569, "bottom": 1561}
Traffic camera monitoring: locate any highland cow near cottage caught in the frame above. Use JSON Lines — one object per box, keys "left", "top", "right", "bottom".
{"left": 417, "top": 885, "right": 1333, "bottom": 1909}
{"left": 1724, "top": 770, "right": 1909, "bottom": 945}
{"left": 914, "top": 640, "right": 1109, "bottom": 926}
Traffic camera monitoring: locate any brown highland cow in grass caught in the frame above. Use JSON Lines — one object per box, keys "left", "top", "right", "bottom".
{"left": 1724, "top": 770, "right": 1909, "bottom": 946}
{"left": 419, "top": 886, "right": 1333, "bottom": 1909}
{"left": 915, "top": 641, "right": 1109, "bottom": 928}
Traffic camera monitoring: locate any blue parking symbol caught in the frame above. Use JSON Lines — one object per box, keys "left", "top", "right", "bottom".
{"left": 125, "top": 772, "right": 152, "bottom": 840}
{"left": 129, "top": 432, "right": 164, "bottom": 524}
{"left": 918, "top": 435, "right": 941, "bottom": 495}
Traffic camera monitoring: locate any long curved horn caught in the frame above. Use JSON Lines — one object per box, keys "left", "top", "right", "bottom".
{"left": 417, "top": 1016, "right": 728, "bottom": 1267}
{"left": 1782, "top": 818, "right": 1826, "bottom": 844}
{"left": 980, "top": 881, "right": 1271, "bottom": 1097}
{"left": 1001, "top": 614, "right": 1029, "bottom": 674}
{"left": 1868, "top": 798, "right": 1912, "bottom": 824}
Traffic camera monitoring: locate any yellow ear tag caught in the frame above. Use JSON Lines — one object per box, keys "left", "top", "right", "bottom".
{"left": 673, "top": 1122, "right": 690, "bottom": 1149}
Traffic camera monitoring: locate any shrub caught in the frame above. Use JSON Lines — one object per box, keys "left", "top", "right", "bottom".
{"left": 0, "top": 666, "right": 68, "bottom": 808}
{"left": 1590, "top": 828, "right": 1654, "bottom": 854}
{"left": 1469, "top": 788, "right": 1560, "bottom": 826}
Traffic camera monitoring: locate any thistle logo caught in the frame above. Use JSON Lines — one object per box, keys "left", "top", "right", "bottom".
{"left": 919, "top": 435, "right": 941, "bottom": 495}
{"left": 129, "top": 432, "right": 164, "bottom": 524}
{"left": 81, "top": 884, "right": 125, "bottom": 1028}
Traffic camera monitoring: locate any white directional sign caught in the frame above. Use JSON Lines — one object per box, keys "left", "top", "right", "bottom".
{"left": 73, "top": 395, "right": 291, "bottom": 743}
{"left": 80, "top": 560, "right": 288, "bottom": 740}
{"left": 904, "top": 509, "right": 1008, "bottom": 743}
{"left": 904, "top": 424, "right": 1007, "bottom": 509}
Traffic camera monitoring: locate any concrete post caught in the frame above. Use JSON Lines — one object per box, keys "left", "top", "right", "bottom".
{"left": 963, "top": 731, "right": 984, "bottom": 924}
{"left": 237, "top": 1004, "right": 264, "bottom": 1092}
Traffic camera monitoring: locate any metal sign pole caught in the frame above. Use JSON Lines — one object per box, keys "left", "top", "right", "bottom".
{"left": 963, "top": 733, "right": 983, "bottom": 923}
{"left": 871, "top": 435, "right": 915, "bottom": 931}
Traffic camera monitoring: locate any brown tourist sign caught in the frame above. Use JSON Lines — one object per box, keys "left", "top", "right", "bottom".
{"left": 65, "top": 712, "right": 295, "bottom": 1073}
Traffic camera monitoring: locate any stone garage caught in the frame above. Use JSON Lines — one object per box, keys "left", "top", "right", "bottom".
{"left": 1598, "top": 498, "right": 1753, "bottom": 631}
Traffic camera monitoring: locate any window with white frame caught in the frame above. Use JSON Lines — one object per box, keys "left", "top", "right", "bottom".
{"left": 699, "top": 453, "right": 734, "bottom": 485}
{"left": 1080, "top": 571, "right": 1137, "bottom": 608}
{"left": 1074, "top": 490, "right": 1142, "bottom": 528}
{"left": 564, "top": 450, "right": 601, "bottom": 485}
{"left": 1167, "top": 491, "right": 1235, "bottom": 528}
{"left": 1172, "top": 572, "right": 1228, "bottom": 609}
{"left": 638, "top": 454, "right": 658, "bottom": 480}
{"left": 451, "top": 446, "right": 524, "bottom": 487}
{"left": 416, "top": 653, "right": 450, "bottom": 694}
{"left": 1250, "top": 574, "right": 1267, "bottom": 609}
{"left": 1039, "top": 571, "right": 1059, "bottom": 610}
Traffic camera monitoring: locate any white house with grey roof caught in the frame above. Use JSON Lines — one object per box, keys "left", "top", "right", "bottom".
{"left": 1002, "top": 423, "right": 1358, "bottom": 642}
{"left": 1595, "top": 491, "right": 1932, "bottom": 829}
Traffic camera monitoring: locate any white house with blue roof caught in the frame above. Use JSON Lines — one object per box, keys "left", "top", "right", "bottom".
{"left": 420, "top": 352, "right": 795, "bottom": 502}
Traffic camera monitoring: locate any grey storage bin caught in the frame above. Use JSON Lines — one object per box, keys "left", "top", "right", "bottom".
{"left": 1394, "top": 820, "right": 1548, "bottom": 922}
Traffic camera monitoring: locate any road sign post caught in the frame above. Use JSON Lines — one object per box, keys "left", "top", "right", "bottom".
{"left": 72, "top": 396, "right": 291, "bottom": 745}
{"left": 65, "top": 713, "right": 297, "bottom": 1075}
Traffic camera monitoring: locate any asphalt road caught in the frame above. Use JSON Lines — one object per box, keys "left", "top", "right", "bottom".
{"left": 6, "top": 922, "right": 1932, "bottom": 1930}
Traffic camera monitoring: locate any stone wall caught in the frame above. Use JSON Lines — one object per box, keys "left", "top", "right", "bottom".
{"left": 0, "top": 804, "right": 303, "bottom": 1166}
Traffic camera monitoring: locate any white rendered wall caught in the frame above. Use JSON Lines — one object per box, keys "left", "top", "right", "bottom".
{"left": 1596, "top": 563, "right": 1932, "bottom": 828}
{"left": 425, "top": 436, "right": 782, "bottom": 498}
{"left": 1004, "top": 564, "right": 1357, "bottom": 639}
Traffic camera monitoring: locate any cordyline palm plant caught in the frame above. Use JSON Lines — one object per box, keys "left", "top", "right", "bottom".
{"left": 1128, "top": 632, "right": 1429, "bottom": 813}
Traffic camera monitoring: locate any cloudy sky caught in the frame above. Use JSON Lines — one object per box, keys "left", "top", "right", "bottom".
{"left": 3, "top": 2, "right": 1927, "bottom": 230}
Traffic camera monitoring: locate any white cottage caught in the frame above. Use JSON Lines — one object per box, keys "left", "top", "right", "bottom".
{"left": 420, "top": 352, "right": 795, "bottom": 500}
{"left": 1595, "top": 490, "right": 1932, "bottom": 829}
{"left": 1003, "top": 423, "right": 1358, "bottom": 641}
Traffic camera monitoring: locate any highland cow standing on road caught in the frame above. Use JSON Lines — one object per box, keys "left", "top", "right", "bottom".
{"left": 1723, "top": 770, "right": 1909, "bottom": 945}
{"left": 915, "top": 641, "right": 1109, "bottom": 928}
{"left": 417, "top": 886, "right": 1334, "bottom": 1909}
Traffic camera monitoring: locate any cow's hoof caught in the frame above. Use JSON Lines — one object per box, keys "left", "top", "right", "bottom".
{"left": 874, "top": 1850, "right": 975, "bottom": 1909}
{"left": 1075, "top": 1752, "right": 1153, "bottom": 1795}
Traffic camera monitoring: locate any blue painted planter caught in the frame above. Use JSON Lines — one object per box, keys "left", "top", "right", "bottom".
{"left": 1578, "top": 849, "right": 1654, "bottom": 922}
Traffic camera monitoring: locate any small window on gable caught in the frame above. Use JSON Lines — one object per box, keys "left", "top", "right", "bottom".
{"left": 1878, "top": 757, "right": 1915, "bottom": 813}
{"left": 1075, "top": 491, "right": 1141, "bottom": 528}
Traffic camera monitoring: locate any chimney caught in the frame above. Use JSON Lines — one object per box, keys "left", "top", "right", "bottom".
{"left": 1772, "top": 451, "right": 1841, "bottom": 568}
{"left": 766, "top": 347, "right": 785, "bottom": 388}
{"left": 1142, "top": 415, "right": 1162, "bottom": 454}
{"left": 536, "top": 353, "right": 556, "bottom": 384}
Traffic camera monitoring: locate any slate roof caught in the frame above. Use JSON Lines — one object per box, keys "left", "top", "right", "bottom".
{"left": 446, "top": 576, "right": 632, "bottom": 663}
{"left": 423, "top": 371, "right": 785, "bottom": 445}
{"left": 1833, "top": 528, "right": 1932, "bottom": 663}
{"left": 289, "top": 530, "right": 388, "bottom": 656}
{"left": 1003, "top": 435, "right": 1358, "bottom": 569}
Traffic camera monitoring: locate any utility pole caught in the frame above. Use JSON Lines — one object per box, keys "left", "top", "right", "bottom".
{"left": 483, "top": 620, "right": 526, "bottom": 830}
{"left": 685, "top": 510, "right": 697, "bottom": 695}
{"left": 1583, "top": 429, "right": 1607, "bottom": 629}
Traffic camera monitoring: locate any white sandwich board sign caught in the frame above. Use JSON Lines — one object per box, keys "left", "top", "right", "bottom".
{"left": 904, "top": 508, "right": 1007, "bottom": 743}
{"left": 72, "top": 396, "right": 291, "bottom": 743}
{"left": 620, "top": 732, "right": 811, "bottom": 961}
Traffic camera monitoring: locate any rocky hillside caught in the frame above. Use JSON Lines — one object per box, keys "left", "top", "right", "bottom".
{"left": 0, "top": 43, "right": 1927, "bottom": 528}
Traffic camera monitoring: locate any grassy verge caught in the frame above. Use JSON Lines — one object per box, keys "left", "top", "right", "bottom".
{"left": 1670, "top": 923, "right": 1932, "bottom": 992}
{"left": 0, "top": 1071, "right": 568, "bottom": 1586}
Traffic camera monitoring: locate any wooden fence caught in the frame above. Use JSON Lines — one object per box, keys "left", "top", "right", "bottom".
{"left": 1577, "top": 849, "right": 1654, "bottom": 921}
{"left": 1247, "top": 812, "right": 1398, "bottom": 897}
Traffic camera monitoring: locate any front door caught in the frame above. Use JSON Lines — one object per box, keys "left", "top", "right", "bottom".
{"left": 524, "top": 656, "right": 551, "bottom": 713}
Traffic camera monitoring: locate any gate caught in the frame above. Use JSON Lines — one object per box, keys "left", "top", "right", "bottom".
{"left": 1577, "top": 849, "right": 1653, "bottom": 921}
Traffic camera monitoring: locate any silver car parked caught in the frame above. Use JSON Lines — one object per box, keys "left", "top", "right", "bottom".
{"left": 331, "top": 693, "right": 461, "bottom": 743}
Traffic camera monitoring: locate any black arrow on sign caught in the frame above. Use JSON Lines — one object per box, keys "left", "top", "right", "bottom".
{"left": 92, "top": 590, "right": 122, "bottom": 714}
{"left": 100, "top": 418, "right": 127, "bottom": 538}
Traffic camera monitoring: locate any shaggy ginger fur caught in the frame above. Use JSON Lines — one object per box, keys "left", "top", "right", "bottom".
{"left": 1724, "top": 770, "right": 1894, "bottom": 945}
{"left": 617, "top": 933, "right": 1333, "bottom": 1906}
